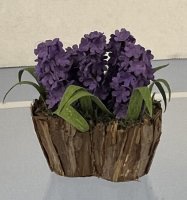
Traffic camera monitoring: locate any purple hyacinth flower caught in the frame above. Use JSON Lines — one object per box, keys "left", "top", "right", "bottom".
{"left": 34, "top": 29, "right": 154, "bottom": 119}
{"left": 106, "top": 28, "right": 154, "bottom": 118}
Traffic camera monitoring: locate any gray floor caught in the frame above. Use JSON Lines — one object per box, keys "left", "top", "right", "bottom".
{"left": 0, "top": 98, "right": 187, "bottom": 200}
{"left": 0, "top": 60, "right": 187, "bottom": 200}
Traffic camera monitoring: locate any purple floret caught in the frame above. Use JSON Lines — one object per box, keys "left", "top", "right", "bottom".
{"left": 34, "top": 29, "right": 154, "bottom": 119}
{"left": 77, "top": 31, "right": 107, "bottom": 95}
{"left": 34, "top": 38, "right": 74, "bottom": 108}
{"left": 106, "top": 28, "right": 154, "bottom": 118}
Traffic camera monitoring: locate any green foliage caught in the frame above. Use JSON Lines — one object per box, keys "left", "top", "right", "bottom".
{"left": 3, "top": 67, "right": 45, "bottom": 103}
{"left": 138, "top": 87, "right": 153, "bottom": 116}
{"left": 79, "top": 97, "right": 93, "bottom": 117}
{"left": 18, "top": 66, "right": 45, "bottom": 96}
{"left": 59, "top": 105, "right": 90, "bottom": 132}
{"left": 53, "top": 63, "right": 171, "bottom": 130}
{"left": 126, "top": 64, "right": 171, "bottom": 120}
{"left": 3, "top": 63, "right": 171, "bottom": 133}
{"left": 156, "top": 78, "right": 171, "bottom": 101}
{"left": 127, "top": 87, "right": 152, "bottom": 120}
{"left": 150, "top": 64, "right": 171, "bottom": 112}
{"left": 3, "top": 81, "right": 45, "bottom": 103}
{"left": 126, "top": 89, "right": 143, "bottom": 120}
{"left": 54, "top": 85, "right": 113, "bottom": 132}
{"left": 150, "top": 79, "right": 171, "bottom": 112}
{"left": 56, "top": 85, "right": 82, "bottom": 111}
{"left": 18, "top": 66, "right": 37, "bottom": 83}
{"left": 153, "top": 64, "right": 169, "bottom": 73}
{"left": 149, "top": 82, "right": 154, "bottom": 93}
{"left": 153, "top": 81, "right": 167, "bottom": 111}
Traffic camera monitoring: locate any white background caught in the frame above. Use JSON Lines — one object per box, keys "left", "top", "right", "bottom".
{"left": 0, "top": 0, "right": 187, "bottom": 67}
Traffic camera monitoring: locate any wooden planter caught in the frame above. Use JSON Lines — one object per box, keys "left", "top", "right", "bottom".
{"left": 32, "top": 105, "right": 162, "bottom": 182}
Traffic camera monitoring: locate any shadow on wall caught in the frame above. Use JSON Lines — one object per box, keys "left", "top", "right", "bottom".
{"left": 43, "top": 173, "right": 158, "bottom": 200}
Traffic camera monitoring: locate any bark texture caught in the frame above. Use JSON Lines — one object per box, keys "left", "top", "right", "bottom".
{"left": 32, "top": 107, "right": 162, "bottom": 182}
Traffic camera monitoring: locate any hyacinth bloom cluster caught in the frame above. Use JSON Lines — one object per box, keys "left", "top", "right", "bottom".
{"left": 34, "top": 28, "right": 154, "bottom": 119}
{"left": 35, "top": 32, "right": 107, "bottom": 108}
{"left": 106, "top": 29, "right": 154, "bottom": 118}
{"left": 77, "top": 31, "right": 107, "bottom": 93}
{"left": 34, "top": 38, "right": 74, "bottom": 108}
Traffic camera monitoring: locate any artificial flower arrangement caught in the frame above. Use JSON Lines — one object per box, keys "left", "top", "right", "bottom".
{"left": 4, "top": 28, "right": 170, "bottom": 182}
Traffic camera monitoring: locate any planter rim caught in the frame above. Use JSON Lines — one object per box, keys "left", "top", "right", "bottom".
{"left": 31, "top": 101, "right": 162, "bottom": 130}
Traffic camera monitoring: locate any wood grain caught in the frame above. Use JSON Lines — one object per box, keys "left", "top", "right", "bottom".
{"left": 32, "top": 106, "right": 162, "bottom": 182}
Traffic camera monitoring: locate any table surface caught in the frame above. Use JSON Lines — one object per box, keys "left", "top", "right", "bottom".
{"left": 0, "top": 97, "right": 187, "bottom": 200}
{"left": 0, "top": 59, "right": 187, "bottom": 200}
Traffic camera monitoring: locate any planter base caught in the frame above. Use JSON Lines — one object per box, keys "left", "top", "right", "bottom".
{"left": 32, "top": 106, "right": 162, "bottom": 182}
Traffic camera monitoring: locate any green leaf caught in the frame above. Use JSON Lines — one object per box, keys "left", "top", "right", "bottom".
{"left": 54, "top": 85, "right": 113, "bottom": 132}
{"left": 58, "top": 105, "right": 89, "bottom": 132}
{"left": 153, "top": 64, "right": 169, "bottom": 73}
{"left": 138, "top": 87, "right": 152, "bottom": 117}
{"left": 92, "top": 96, "right": 113, "bottom": 116}
{"left": 66, "top": 89, "right": 112, "bottom": 116}
{"left": 156, "top": 78, "right": 171, "bottom": 101}
{"left": 149, "top": 82, "right": 154, "bottom": 93}
{"left": 18, "top": 66, "right": 37, "bottom": 83}
{"left": 154, "top": 81, "right": 167, "bottom": 111}
{"left": 66, "top": 90, "right": 92, "bottom": 105}
{"left": 79, "top": 96, "right": 93, "bottom": 116}
{"left": 55, "top": 85, "right": 112, "bottom": 116}
{"left": 56, "top": 85, "right": 83, "bottom": 113}
{"left": 126, "top": 89, "right": 143, "bottom": 120}
{"left": 127, "top": 87, "right": 153, "bottom": 120}
{"left": 3, "top": 81, "right": 44, "bottom": 103}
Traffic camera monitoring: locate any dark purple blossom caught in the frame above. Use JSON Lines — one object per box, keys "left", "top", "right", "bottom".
{"left": 34, "top": 29, "right": 154, "bottom": 119}
{"left": 105, "top": 28, "right": 154, "bottom": 118}
{"left": 34, "top": 38, "right": 74, "bottom": 108}
{"left": 77, "top": 31, "right": 107, "bottom": 94}
{"left": 79, "top": 31, "right": 106, "bottom": 54}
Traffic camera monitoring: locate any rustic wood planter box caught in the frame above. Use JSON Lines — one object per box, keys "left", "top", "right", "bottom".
{"left": 32, "top": 105, "right": 162, "bottom": 182}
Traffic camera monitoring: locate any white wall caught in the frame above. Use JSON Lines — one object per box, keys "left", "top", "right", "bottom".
{"left": 0, "top": 0, "right": 187, "bottom": 67}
